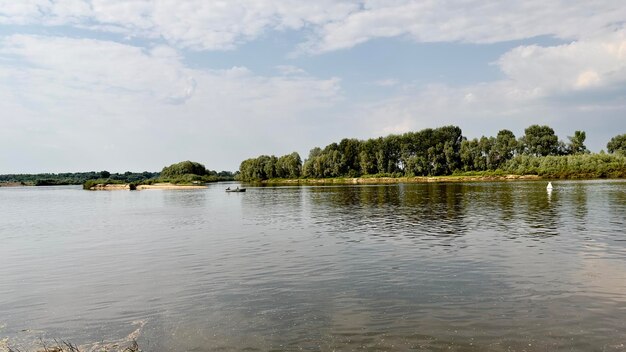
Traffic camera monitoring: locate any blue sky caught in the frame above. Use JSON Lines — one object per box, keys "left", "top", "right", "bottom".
{"left": 1, "top": 1, "right": 625, "bottom": 173}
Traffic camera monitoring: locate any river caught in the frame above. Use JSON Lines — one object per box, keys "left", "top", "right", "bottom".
{"left": 1, "top": 180, "right": 625, "bottom": 351}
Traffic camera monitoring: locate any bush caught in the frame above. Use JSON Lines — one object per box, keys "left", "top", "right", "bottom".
{"left": 161, "top": 161, "right": 208, "bottom": 178}
{"left": 503, "top": 153, "right": 626, "bottom": 178}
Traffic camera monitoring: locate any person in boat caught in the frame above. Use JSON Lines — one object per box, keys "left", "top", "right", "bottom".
{"left": 226, "top": 187, "right": 230, "bottom": 190}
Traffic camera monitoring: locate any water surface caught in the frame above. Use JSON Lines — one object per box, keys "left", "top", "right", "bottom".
{"left": 1, "top": 181, "right": 625, "bottom": 351}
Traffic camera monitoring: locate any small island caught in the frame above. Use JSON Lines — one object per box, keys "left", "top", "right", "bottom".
{"left": 83, "top": 161, "right": 232, "bottom": 190}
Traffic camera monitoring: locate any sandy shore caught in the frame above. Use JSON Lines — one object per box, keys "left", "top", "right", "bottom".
{"left": 0, "top": 182, "right": 25, "bottom": 187}
{"left": 89, "top": 184, "right": 130, "bottom": 190}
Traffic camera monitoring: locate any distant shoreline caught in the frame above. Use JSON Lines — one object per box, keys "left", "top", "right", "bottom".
{"left": 0, "top": 182, "right": 25, "bottom": 187}
{"left": 256, "top": 174, "right": 609, "bottom": 185}
{"left": 88, "top": 183, "right": 208, "bottom": 190}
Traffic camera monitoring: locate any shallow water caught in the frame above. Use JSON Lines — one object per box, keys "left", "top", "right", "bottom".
{"left": 1, "top": 180, "right": 625, "bottom": 351}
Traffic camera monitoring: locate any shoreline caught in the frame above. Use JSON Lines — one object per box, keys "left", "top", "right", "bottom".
{"left": 89, "top": 183, "right": 208, "bottom": 190}
{"left": 0, "top": 182, "right": 25, "bottom": 187}
{"left": 259, "top": 174, "right": 548, "bottom": 185}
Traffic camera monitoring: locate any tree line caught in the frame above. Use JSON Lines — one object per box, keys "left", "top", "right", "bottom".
{"left": 2, "top": 161, "right": 236, "bottom": 187}
{"left": 0, "top": 171, "right": 159, "bottom": 186}
{"left": 239, "top": 152, "right": 302, "bottom": 180}
{"left": 238, "top": 126, "right": 626, "bottom": 181}
{"left": 82, "top": 161, "right": 236, "bottom": 188}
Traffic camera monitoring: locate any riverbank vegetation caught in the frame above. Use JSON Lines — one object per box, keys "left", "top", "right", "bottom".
{"left": 238, "top": 126, "right": 626, "bottom": 182}
{"left": 0, "top": 161, "right": 235, "bottom": 189}
{"left": 81, "top": 161, "right": 235, "bottom": 189}
{"left": 1, "top": 171, "right": 159, "bottom": 187}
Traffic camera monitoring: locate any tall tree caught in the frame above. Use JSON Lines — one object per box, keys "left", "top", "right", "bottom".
{"left": 359, "top": 139, "right": 378, "bottom": 175}
{"left": 284, "top": 152, "right": 302, "bottom": 178}
{"left": 567, "top": 131, "right": 588, "bottom": 155}
{"left": 492, "top": 129, "right": 517, "bottom": 168}
{"left": 460, "top": 138, "right": 483, "bottom": 171}
{"left": 607, "top": 134, "right": 626, "bottom": 154}
{"left": 303, "top": 147, "right": 322, "bottom": 178}
{"left": 339, "top": 138, "right": 362, "bottom": 177}
{"left": 519, "top": 125, "right": 559, "bottom": 156}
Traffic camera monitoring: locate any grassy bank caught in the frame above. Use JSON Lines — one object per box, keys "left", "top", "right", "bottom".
{"left": 259, "top": 173, "right": 544, "bottom": 185}
{"left": 504, "top": 153, "right": 626, "bottom": 178}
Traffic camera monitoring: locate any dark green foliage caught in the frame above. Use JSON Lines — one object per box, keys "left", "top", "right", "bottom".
{"left": 461, "top": 138, "right": 490, "bottom": 171}
{"left": 242, "top": 126, "right": 465, "bottom": 180}
{"left": 607, "top": 134, "right": 626, "bottom": 154}
{"left": 238, "top": 125, "right": 625, "bottom": 181}
{"left": 277, "top": 152, "right": 303, "bottom": 179}
{"left": 1, "top": 171, "right": 159, "bottom": 186}
{"left": 126, "top": 161, "right": 234, "bottom": 185}
{"left": 492, "top": 129, "right": 518, "bottom": 167}
{"left": 567, "top": 131, "right": 588, "bottom": 155}
{"left": 3, "top": 162, "right": 235, "bottom": 189}
{"left": 160, "top": 160, "right": 208, "bottom": 178}
{"left": 504, "top": 153, "right": 626, "bottom": 178}
{"left": 519, "top": 125, "right": 559, "bottom": 156}
{"left": 239, "top": 152, "right": 303, "bottom": 181}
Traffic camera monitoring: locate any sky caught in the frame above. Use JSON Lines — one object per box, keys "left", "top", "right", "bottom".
{"left": 1, "top": 1, "right": 625, "bottom": 173}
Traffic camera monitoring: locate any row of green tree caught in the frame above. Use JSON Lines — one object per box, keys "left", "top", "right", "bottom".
{"left": 239, "top": 152, "right": 302, "bottom": 181}
{"left": 238, "top": 126, "right": 626, "bottom": 181}
{"left": 2, "top": 161, "right": 236, "bottom": 187}
{"left": 0, "top": 171, "right": 159, "bottom": 186}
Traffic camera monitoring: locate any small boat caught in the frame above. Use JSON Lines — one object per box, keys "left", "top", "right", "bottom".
{"left": 546, "top": 182, "right": 553, "bottom": 191}
{"left": 225, "top": 187, "right": 246, "bottom": 193}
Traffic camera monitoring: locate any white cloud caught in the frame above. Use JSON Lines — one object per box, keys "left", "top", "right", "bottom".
{"left": 0, "top": 35, "right": 195, "bottom": 103}
{"left": 351, "top": 29, "right": 626, "bottom": 149}
{"left": 0, "top": 0, "right": 359, "bottom": 51}
{"left": 497, "top": 30, "right": 626, "bottom": 95}
{"left": 305, "top": 0, "right": 626, "bottom": 53}
{"left": 2, "top": 1, "right": 626, "bottom": 171}
{"left": 353, "top": 78, "right": 624, "bottom": 153}
{"left": 2, "top": 1, "right": 625, "bottom": 54}
{"left": 0, "top": 0, "right": 91, "bottom": 25}
{"left": 575, "top": 71, "right": 600, "bottom": 89}
{"left": 275, "top": 65, "right": 308, "bottom": 76}
{"left": 0, "top": 34, "right": 342, "bottom": 172}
